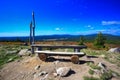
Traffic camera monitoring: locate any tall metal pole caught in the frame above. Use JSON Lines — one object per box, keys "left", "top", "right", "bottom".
{"left": 32, "top": 11, "right": 35, "bottom": 44}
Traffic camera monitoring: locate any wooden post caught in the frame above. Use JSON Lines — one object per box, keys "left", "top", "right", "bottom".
{"left": 32, "top": 11, "right": 35, "bottom": 44}
{"left": 31, "top": 11, "right": 36, "bottom": 54}
{"left": 31, "top": 46, "right": 35, "bottom": 54}
{"left": 29, "top": 21, "right": 32, "bottom": 45}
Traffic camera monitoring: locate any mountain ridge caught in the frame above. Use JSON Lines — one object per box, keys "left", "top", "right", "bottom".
{"left": 0, "top": 34, "right": 120, "bottom": 43}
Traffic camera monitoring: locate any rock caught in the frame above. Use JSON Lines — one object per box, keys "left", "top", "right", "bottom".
{"left": 38, "top": 71, "right": 48, "bottom": 76}
{"left": 98, "top": 62, "right": 107, "bottom": 73}
{"left": 6, "top": 50, "right": 18, "bottom": 54}
{"left": 40, "top": 74, "right": 49, "bottom": 80}
{"left": 56, "top": 67, "right": 71, "bottom": 77}
{"left": 100, "top": 54, "right": 106, "bottom": 58}
{"left": 108, "top": 48, "right": 120, "bottom": 53}
{"left": 23, "top": 42, "right": 28, "bottom": 46}
{"left": 18, "top": 49, "right": 30, "bottom": 56}
{"left": 98, "top": 62, "right": 106, "bottom": 69}
{"left": 112, "top": 73, "right": 118, "bottom": 77}
{"left": 32, "top": 72, "right": 36, "bottom": 75}
{"left": 54, "top": 60, "right": 60, "bottom": 65}
{"left": 35, "top": 65, "right": 40, "bottom": 70}
{"left": 7, "top": 58, "right": 13, "bottom": 62}
{"left": 33, "top": 73, "right": 39, "bottom": 80}
{"left": 53, "top": 73, "right": 58, "bottom": 77}
{"left": 17, "top": 60, "right": 20, "bottom": 62}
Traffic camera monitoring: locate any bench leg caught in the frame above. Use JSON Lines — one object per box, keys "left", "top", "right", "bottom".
{"left": 71, "top": 55, "right": 79, "bottom": 64}
{"left": 38, "top": 54, "right": 47, "bottom": 61}
{"left": 74, "top": 48, "right": 80, "bottom": 52}
{"left": 31, "top": 46, "right": 35, "bottom": 54}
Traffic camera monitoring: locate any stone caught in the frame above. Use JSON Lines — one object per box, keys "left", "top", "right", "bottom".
{"left": 56, "top": 67, "right": 71, "bottom": 77}
{"left": 100, "top": 54, "right": 106, "bottom": 58}
{"left": 6, "top": 50, "right": 18, "bottom": 54}
{"left": 98, "top": 62, "right": 107, "bottom": 73}
{"left": 38, "top": 71, "right": 48, "bottom": 76}
{"left": 53, "top": 73, "right": 58, "bottom": 77}
{"left": 7, "top": 58, "right": 13, "bottom": 62}
{"left": 108, "top": 48, "right": 120, "bottom": 53}
{"left": 54, "top": 60, "right": 60, "bottom": 65}
{"left": 18, "top": 49, "right": 30, "bottom": 56}
{"left": 40, "top": 74, "right": 49, "bottom": 80}
{"left": 35, "top": 65, "right": 40, "bottom": 70}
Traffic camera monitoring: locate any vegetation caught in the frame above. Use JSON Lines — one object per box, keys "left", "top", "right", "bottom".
{"left": 104, "top": 52, "right": 120, "bottom": 67}
{"left": 81, "top": 49, "right": 107, "bottom": 56}
{"left": 88, "top": 69, "right": 94, "bottom": 75}
{"left": 100, "top": 71, "right": 112, "bottom": 80}
{"left": 83, "top": 76, "right": 99, "bottom": 80}
{"left": 89, "top": 63, "right": 101, "bottom": 70}
{"left": 0, "top": 45, "right": 29, "bottom": 68}
{"left": 94, "top": 32, "right": 106, "bottom": 48}
{"left": 78, "top": 36, "right": 85, "bottom": 45}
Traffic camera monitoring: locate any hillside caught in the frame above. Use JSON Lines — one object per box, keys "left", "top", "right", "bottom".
{"left": 0, "top": 34, "right": 120, "bottom": 44}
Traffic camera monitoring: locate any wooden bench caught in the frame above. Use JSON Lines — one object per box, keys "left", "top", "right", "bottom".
{"left": 35, "top": 50, "right": 86, "bottom": 64}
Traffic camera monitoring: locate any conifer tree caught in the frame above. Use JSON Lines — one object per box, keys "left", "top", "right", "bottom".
{"left": 94, "top": 32, "right": 106, "bottom": 48}
{"left": 79, "top": 36, "right": 85, "bottom": 45}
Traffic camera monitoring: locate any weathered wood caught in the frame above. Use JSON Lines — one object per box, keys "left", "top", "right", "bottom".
{"left": 32, "top": 44, "right": 87, "bottom": 49}
{"left": 31, "top": 44, "right": 87, "bottom": 54}
{"left": 35, "top": 51, "right": 85, "bottom": 57}
{"left": 38, "top": 53, "right": 47, "bottom": 61}
{"left": 71, "top": 55, "right": 79, "bottom": 64}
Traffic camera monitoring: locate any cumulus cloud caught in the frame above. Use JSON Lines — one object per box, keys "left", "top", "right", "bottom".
{"left": 102, "top": 21, "right": 120, "bottom": 25}
{"left": 87, "top": 25, "right": 91, "bottom": 28}
{"left": 86, "top": 25, "right": 94, "bottom": 29}
{"left": 55, "top": 27, "right": 62, "bottom": 31}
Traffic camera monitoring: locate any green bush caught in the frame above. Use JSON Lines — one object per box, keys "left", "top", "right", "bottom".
{"left": 100, "top": 71, "right": 112, "bottom": 80}
{"left": 89, "top": 69, "right": 94, "bottom": 75}
{"left": 89, "top": 63, "right": 101, "bottom": 70}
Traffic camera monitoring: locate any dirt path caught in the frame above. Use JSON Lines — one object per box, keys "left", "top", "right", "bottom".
{"left": 0, "top": 55, "right": 120, "bottom": 80}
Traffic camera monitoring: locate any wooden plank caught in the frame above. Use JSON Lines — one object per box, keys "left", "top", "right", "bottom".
{"left": 35, "top": 50, "right": 85, "bottom": 56}
{"left": 32, "top": 44, "right": 87, "bottom": 49}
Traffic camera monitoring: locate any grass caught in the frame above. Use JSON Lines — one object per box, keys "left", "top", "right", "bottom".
{"left": 88, "top": 69, "right": 94, "bottom": 75}
{"left": 83, "top": 76, "right": 99, "bottom": 80}
{"left": 100, "top": 71, "right": 112, "bottom": 80}
{"left": 81, "top": 49, "right": 107, "bottom": 56}
{"left": 82, "top": 48, "right": 120, "bottom": 68}
{"left": 104, "top": 52, "right": 120, "bottom": 67}
{"left": 88, "top": 63, "right": 101, "bottom": 70}
{"left": 0, "top": 45, "right": 29, "bottom": 68}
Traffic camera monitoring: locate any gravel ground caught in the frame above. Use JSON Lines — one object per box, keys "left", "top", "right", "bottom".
{"left": 0, "top": 55, "right": 120, "bottom": 80}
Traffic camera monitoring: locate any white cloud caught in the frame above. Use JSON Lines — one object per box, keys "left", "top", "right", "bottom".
{"left": 87, "top": 25, "right": 91, "bottom": 28}
{"left": 55, "top": 27, "right": 61, "bottom": 31}
{"left": 102, "top": 21, "right": 120, "bottom": 25}
{"left": 86, "top": 25, "right": 94, "bottom": 29}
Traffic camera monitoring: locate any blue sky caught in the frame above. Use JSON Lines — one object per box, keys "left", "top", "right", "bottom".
{"left": 0, "top": 0, "right": 120, "bottom": 37}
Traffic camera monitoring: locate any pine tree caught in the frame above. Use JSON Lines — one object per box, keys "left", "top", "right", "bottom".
{"left": 79, "top": 36, "right": 85, "bottom": 45}
{"left": 94, "top": 32, "right": 106, "bottom": 48}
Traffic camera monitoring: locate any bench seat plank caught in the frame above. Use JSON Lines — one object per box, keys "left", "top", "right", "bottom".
{"left": 35, "top": 50, "right": 85, "bottom": 56}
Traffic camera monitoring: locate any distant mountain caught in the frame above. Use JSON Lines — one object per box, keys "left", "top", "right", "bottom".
{"left": 0, "top": 34, "right": 120, "bottom": 44}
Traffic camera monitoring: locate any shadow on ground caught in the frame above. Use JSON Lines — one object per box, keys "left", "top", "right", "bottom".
{"left": 46, "top": 57, "right": 94, "bottom": 65}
